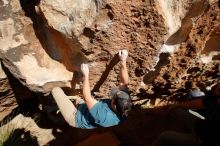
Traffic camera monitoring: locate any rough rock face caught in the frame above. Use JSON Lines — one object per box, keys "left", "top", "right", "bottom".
{"left": 0, "top": 0, "right": 219, "bottom": 111}
{"left": 146, "top": 1, "right": 220, "bottom": 102}
{"left": 0, "top": 0, "right": 73, "bottom": 93}
{"left": 0, "top": 63, "right": 17, "bottom": 120}
{"left": 38, "top": 0, "right": 98, "bottom": 37}
{"left": 0, "top": 114, "right": 54, "bottom": 146}
{"left": 77, "top": 0, "right": 219, "bottom": 98}
{"left": 156, "top": 0, "right": 192, "bottom": 36}
{"left": 37, "top": 0, "right": 168, "bottom": 95}
{"left": 0, "top": 0, "right": 219, "bottom": 145}
{"left": 79, "top": 0, "right": 168, "bottom": 95}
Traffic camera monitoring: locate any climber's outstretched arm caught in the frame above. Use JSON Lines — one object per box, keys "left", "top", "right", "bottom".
{"left": 81, "top": 63, "right": 98, "bottom": 110}
{"left": 119, "top": 50, "right": 129, "bottom": 90}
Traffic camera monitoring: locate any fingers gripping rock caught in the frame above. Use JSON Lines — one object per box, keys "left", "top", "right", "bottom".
{"left": 119, "top": 50, "right": 128, "bottom": 61}
{"left": 81, "top": 63, "right": 90, "bottom": 77}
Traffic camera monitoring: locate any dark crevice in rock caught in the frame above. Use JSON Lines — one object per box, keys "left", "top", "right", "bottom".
{"left": 19, "top": 0, "right": 86, "bottom": 72}
{"left": 105, "top": 4, "right": 114, "bottom": 20}
{"left": 213, "top": 54, "right": 220, "bottom": 60}
{"left": 1, "top": 62, "right": 36, "bottom": 105}
{"left": 105, "top": 4, "right": 112, "bottom": 10}
{"left": 135, "top": 67, "right": 145, "bottom": 77}
{"left": 0, "top": 61, "right": 45, "bottom": 123}
{"left": 107, "top": 11, "right": 114, "bottom": 20}
{"left": 81, "top": 48, "right": 95, "bottom": 56}
{"left": 0, "top": 89, "right": 12, "bottom": 100}
{"left": 144, "top": 53, "right": 170, "bottom": 84}
{"left": 83, "top": 27, "right": 95, "bottom": 39}
{"left": 202, "top": 32, "right": 220, "bottom": 55}
{"left": 19, "top": 0, "right": 61, "bottom": 61}
{"left": 92, "top": 54, "right": 119, "bottom": 92}
{"left": 19, "top": 0, "right": 40, "bottom": 17}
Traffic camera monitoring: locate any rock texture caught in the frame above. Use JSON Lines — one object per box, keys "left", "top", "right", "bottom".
{"left": 0, "top": 114, "right": 54, "bottom": 146}
{"left": 35, "top": 0, "right": 168, "bottom": 95}
{"left": 0, "top": 0, "right": 219, "bottom": 116}
{"left": 0, "top": 0, "right": 219, "bottom": 145}
{"left": 79, "top": 0, "right": 167, "bottom": 95}
{"left": 156, "top": 0, "right": 192, "bottom": 36}
{"left": 145, "top": 1, "right": 220, "bottom": 102}
{"left": 0, "top": 63, "right": 17, "bottom": 121}
{"left": 38, "top": 0, "right": 98, "bottom": 37}
{"left": 0, "top": 0, "right": 73, "bottom": 93}
{"left": 77, "top": 0, "right": 219, "bottom": 99}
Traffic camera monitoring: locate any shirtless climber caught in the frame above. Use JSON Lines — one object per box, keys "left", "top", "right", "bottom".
{"left": 51, "top": 50, "right": 132, "bottom": 129}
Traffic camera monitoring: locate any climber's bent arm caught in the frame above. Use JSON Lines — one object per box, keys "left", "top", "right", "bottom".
{"left": 82, "top": 75, "right": 98, "bottom": 110}
{"left": 118, "top": 50, "right": 129, "bottom": 90}
{"left": 119, "top": 60, "right": 129, "bottom": 90}
{"left": 81, "top": 63, "right": 97, "bottom": 110}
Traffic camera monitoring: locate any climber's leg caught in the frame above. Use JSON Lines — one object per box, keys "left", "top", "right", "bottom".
{"left": 51, "top": 87, "right": 77, "bottom": 127}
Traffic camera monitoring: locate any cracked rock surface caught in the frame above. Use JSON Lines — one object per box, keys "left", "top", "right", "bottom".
{"left": 0, "top": 0, "right": 219, "bottom": 114}
{"left": 0, "top": 0, "right": 219, "bottom": 145}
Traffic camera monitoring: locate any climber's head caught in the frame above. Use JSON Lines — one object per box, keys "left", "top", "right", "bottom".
{"left": 110, "top": 88, "right": 132, "bottom": 118}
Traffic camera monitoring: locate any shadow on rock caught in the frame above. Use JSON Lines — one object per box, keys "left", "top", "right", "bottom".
{"left": 3, "top": 128, "right": 38, "bottom": 146}
{"left": 47, "top": 106, "right": 187, "bottom": 146}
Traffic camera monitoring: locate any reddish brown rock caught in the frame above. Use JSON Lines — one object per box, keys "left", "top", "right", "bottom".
{"left": 151, "top": 2, "right": 220, "bottom": 102}
{"left": 0, "top": 0, "right": 219, "bottom": 114}
{"left": 0, "top": 1, "right": 219, "bottom": 146}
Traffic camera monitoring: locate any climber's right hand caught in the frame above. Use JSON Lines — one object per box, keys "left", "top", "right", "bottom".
{"left": 119, "top": 49, "right": 128, "bottom": 61}
{"left": 81, "top": 63, "right": 89, "bottom": 78}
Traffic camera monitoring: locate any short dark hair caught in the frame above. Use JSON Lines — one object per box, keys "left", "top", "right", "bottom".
{"left": 111, "top": 88, "right": 132, "bottom": 117}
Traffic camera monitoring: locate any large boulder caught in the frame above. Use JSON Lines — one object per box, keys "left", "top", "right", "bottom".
{"left": 0, "top": 0, "right": 73, "bottom": 93}
{"left": 0, "top": 0, "right": 219, "bottom": 103}
{"left": 0, "top": 1, "right": 219, "bottom": 145}
{"left": 156, "top": 0, "right": 192, "bottom": 36}
{"left": 38, "top": 0, "right": 98, "bottom": 37}
{"left": 157, "top": 0, "right": 210, "bottom": 53}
